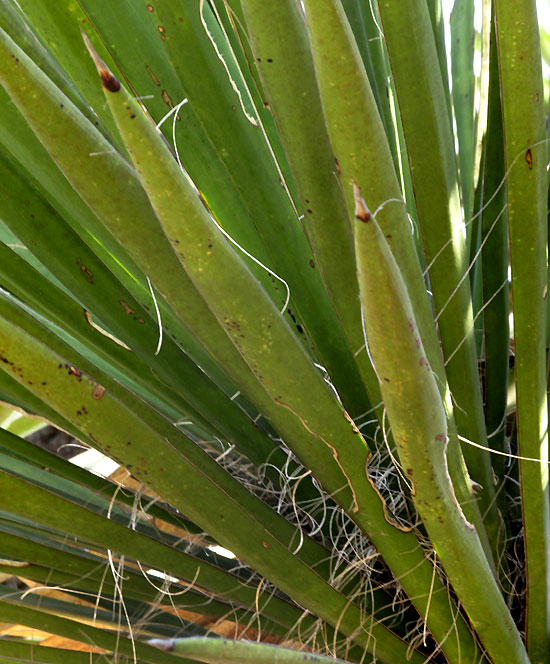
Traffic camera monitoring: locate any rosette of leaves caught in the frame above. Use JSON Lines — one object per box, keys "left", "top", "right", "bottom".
{"left": 0, "top": 1, "right": 547, "bottom": 664}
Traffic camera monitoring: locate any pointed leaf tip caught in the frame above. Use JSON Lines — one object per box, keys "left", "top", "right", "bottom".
{"left": 81, "top": 31, "right": 120, "bottom": 92}
{"left": 353, "top": 182, "right": 371, "bottom": 222}
{"left": 146, "top": 639, "right": 175, "bottom": 652}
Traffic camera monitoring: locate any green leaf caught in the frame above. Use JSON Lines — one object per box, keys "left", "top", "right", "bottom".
{"left": 238, "top": 0, "right": 380, "bottom": 415}
{"left": 148, "top": 637, "right": 352, "bottom": 664}
{"left": 0, "top": 297, "right": 418, "bottom": 662}
{"left": 451, "top": 0, "right": 476, "bottom": 222}
{"left": 0, "top": 600, "right": 190, "bottom": 664}
{"left": 377, "top": 0, "right": 499, "bottom": 554}
{"left": 494, "top": 2, "right": 550, "bottom": 660}
{"left": 353, "top": 185, "right": 528, "bottom": 664}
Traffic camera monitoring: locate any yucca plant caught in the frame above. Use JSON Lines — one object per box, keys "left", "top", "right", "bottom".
{"left": 0, "top": 0, "right": 548, "bottom": 662}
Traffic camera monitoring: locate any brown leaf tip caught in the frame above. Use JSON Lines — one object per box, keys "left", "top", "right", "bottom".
{"left": 99, "top": 69, "right": 121, "bottom": 92}
{"left": 353, "top": 182, "right": 371, "bottom": 222}
{"left": 81, "top": 31, "right": 120, "bottom": 92}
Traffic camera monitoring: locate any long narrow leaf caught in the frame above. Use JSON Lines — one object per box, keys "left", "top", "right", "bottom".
{"left": 494, "top": 1, "right": 550, "bottom": 660}
{"left": 377, "top": 0, "right": 499, "bottom": 550}
{"left": 353, "top": 185, "right": 528, "bottom": 664}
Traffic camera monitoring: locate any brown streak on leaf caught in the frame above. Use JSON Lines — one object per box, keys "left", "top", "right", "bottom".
{"left": 162, "top": 90, "right": 174, "bottom": 108}
{"left": 146, "top": 64, "right": 161, "bottom": 86}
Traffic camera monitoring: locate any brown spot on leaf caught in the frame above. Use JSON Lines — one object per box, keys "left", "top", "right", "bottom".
{"left": 92, "top": 384, "right": 106, "bottom": 400}
{"left": 120, "top": 300, "right": 136, "bottom": 315}
{"left": 525, "top": 149, "right": 532, "bottom": 170}
{"left": 262, "top": 540, "right": 271, "bottom": 549}
{"left": 146, "top": 3, "right": 154, "bottom": 10}
{"left": 79, "top": 264, "right": 94, "bottom": 283}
